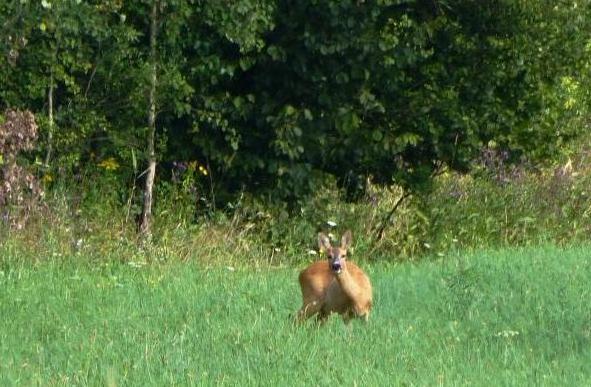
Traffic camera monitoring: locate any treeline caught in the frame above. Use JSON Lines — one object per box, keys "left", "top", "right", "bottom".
{"left": 1, "top": 1, "right": 590, "bottom": 232}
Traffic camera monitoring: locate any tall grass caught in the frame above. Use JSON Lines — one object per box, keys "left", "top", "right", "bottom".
{"left": 1, "top": 245, "right": 590, "bottom": 385}
{"left": 2, "top": 136, "right": 591, "bottom": 266}
{"left": 3, "top": 156, "right": 591, "bottom": 266}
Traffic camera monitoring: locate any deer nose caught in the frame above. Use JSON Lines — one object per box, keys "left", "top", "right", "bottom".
{"left": 331, "top": 260, "right": 342, "bottom": 272}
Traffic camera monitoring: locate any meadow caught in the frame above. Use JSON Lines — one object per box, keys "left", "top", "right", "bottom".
{"left": 1, "top": 244, "right": 590, "bottom": 386}
{"left": 2, "top": 2, "right": 590, "bottom": 385}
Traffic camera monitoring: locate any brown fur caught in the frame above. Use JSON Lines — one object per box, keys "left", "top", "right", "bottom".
{"left": 296, "top": 231, "right": 373, "bottom": 324}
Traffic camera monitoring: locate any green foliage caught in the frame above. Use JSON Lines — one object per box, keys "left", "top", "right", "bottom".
{"left": 0, "top": 246, "right": 590, "bottom": 384}
{"left": 3, "top": 0, "right": 590, "bottom": 207}
{"left": 198, "top": 0, "right": 591, "bottom": 199}
{"left": 0, "top": 0, "right": 136, "bottom": 168}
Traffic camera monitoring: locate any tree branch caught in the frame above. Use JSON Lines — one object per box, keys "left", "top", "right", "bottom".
{"left": 374, "top": 190, "right": 411, "bottom": 242}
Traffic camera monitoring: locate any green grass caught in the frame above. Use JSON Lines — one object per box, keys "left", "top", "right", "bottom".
{"left": 1, "top": 245, "right": 590, "bottom": 386}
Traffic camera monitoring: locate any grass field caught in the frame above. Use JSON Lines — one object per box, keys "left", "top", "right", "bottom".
{"left": 1, "top": 245, "right": 590, "bottom": 385}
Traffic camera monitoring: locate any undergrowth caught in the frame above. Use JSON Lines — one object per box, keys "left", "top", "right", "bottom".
{"left": 1, "top": 141, "right": 591, "bottom": 265}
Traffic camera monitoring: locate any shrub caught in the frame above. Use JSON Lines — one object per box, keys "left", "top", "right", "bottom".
{"left": 0, "top": 109, "right": 42, "bottom": 229}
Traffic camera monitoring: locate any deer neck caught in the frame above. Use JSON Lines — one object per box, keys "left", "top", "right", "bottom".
{"left": 334, "top": 265, "right": 360, "bottom": 300}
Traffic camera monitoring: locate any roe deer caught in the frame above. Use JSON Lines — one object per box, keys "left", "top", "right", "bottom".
{"left": 296, "top": 230, "right": 372, "bottom": 324}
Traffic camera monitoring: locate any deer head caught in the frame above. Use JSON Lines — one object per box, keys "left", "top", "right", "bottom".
{"left": 318, "top": 230, "right": 352, "bottom": 274}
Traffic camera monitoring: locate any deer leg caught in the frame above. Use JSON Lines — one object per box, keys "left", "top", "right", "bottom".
{"left": 316, "top": 310, "right": 330, "bottom": 325}
{"left": 295, "top": 300, "right": 323, "bottom": 323}
{"left": 342, "top": 311, "right": 353, "bottom": 325}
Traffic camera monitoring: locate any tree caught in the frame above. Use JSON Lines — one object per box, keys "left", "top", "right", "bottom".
{"left": 0, "top": 0, "right": 137, "bottom": 170}
{"left": 138, "top": 0, "right": 159, "bottom": 238}
{"left": 187, "top": 0, "right": 591, "bottom": 202}
{"left": 2, "top": 0, "right": 589, "bottom": 214}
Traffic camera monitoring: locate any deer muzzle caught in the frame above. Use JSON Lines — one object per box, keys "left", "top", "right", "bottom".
{"left": 330, "top": 259, "right": 342, "bottom": 273}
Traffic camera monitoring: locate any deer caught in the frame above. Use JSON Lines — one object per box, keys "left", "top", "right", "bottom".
{"left": 295, "top": 230, "right": 372, "bottom": 324}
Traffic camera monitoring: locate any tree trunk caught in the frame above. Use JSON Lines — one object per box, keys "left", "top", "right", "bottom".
{"left": 139, "top": 1, "right": 158, "bottom": 240}
{"left": 44, "top": 69, "right": 54, "bottom": 167}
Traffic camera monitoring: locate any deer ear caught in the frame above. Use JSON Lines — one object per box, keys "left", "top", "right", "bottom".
{"left": 318, "top": 233, "right": 331, "bottom": 252}
{"left": 341, "top": 230, "right": 352, "bottom": 249}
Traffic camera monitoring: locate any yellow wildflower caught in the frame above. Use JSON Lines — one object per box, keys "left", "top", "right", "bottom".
{"left": 98, "top": 157, "right": 120, "bottom": 171}
{"left": 198, "top": 165, "right": 208, "bottom": 176}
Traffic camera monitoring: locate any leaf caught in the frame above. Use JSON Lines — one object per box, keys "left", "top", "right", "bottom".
{"left": 232, "top": 97, "right": 243, "bottom": 109}
{"left": 285, "top": 105, "right": 296, "bottom": 116}
{"left": 131, "top": 148, "right": 137, "bottom": 172}
{"left": 267, "top": 45, "right": 284, "bottom": 61}
{"left": 372, "top": 130, "right": 383, "bottom": 142}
